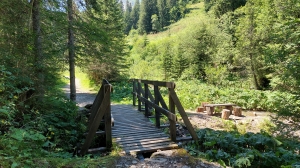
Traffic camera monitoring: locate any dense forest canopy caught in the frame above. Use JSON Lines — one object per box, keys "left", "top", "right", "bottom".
{"left": 0, "top": 0, "right": 300, "bottom": 167}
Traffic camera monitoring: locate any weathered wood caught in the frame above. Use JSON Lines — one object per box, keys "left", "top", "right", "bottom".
{"left": 196, "top": 107, "right": 204, "bottom": 112}
{"left": 88, "top": 85, "right": 104, "bottom": 130}
{"left": 140, "top": 80, "right": 175, "bottom": 89}
{"left": 169, "top": 88, "right": 177, "bottom": 142}
{"left": 233, "top": 106, "right": 242, "bottom": 116}
{"left": 221, "top": 109, "right": 231, "bottom": 120}
{"left": 144, "top": 83, "right": 150, "bottom": 116}
{"left": 158, "top": 90, "right": 168, "bottom": 110}
{"left": 154, "top": 85, "right": 160, "bottom": 128}
{"left": 138, "top": 96, "right": 176, "bottom": 121}
{"left": 169, "top": 89, "right": 199, "bottom": 142}
{"left": 133, "top": 80, "right": 136, "bottom": 106}
{"left": 104, "top": 85, "right": 112, "bottom": 150}
{"left": 206, "top": 106, "right": 214, "bottom": 116}
{"left": 176, "top": 136, "right": 193, "bottom": 142}
{"left": 204, "top": 103, "right": 236, "bottom": 107}
{"left": 80, "top": 88, "right": 111, "bottom": 156}
{"left": 137, "top": 82, "right": 142, "bottom": 111}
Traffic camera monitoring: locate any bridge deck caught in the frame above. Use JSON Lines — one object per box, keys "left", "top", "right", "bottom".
{"left": 111, "top": 105, "right": 178, "bottom": 154}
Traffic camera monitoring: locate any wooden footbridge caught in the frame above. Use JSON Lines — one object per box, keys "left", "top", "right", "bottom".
{"left": 79, "top": 79, "right": 198, "bottom": 155}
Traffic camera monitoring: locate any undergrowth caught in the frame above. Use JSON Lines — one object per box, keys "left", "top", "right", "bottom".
{"left": 184, "top": 128, "right": 300, "bottom": 168}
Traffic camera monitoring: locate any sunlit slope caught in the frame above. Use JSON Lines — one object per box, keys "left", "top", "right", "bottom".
{"left": 147, "top": 2, "right": 209, "bottom": 41}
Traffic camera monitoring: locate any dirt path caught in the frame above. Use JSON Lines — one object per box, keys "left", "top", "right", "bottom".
{"left": 62, "top": 78, "right": 97, "bottom": 108}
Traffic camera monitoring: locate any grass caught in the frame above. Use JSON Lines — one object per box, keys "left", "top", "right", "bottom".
{"left": 147, "top": 2, "right": 208, "bottom": 41}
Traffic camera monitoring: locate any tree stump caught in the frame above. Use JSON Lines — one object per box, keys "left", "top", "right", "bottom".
{"left": 233, "top": 107, "right": 242, "bottom": 117}
{"left": 206, "top": 106, "right": 214, "bottom": 116}
{"left": 225, "top": 106, "right": 233, "bottom": 114}
{"left": 196, "top": 107, "right": 204, "bottom": 112}
{"left": 221, "top": 109, "right": 231, "bottom": 120}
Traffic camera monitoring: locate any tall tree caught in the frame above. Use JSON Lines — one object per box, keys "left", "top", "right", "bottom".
{"left": 124, "top": 0, "right": 133, "bottom": 34}
{"left": 157, "top": 0, "right": 168, "bottom": 29}
{"left": 68, "top": 0, "right": 76, "bottom": 101}
{"left": 130, "top": 0, "right": 140, "bottom": 30}
{"left": 32, "top": 0, "right": 44, "bottom": 100}
{"left": 138, "top": 0, "right": 157, "bottom": 34}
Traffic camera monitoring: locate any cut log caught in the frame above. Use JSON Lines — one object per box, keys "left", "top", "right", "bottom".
{"left": 196, "top": 107, "right": 204, "bottom": 112}
{"left": 206, "top": 106, "right": 214, "bottom": 116}
{"left": 221, "top": 109, "right": 231, "bottom": 120}
{"left": 233, "top": 107, "right": 242, "bottom": 117}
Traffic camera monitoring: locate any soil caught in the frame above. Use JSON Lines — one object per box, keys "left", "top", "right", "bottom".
{"left": 63, "top": 79, "right": 274, "bottom": 168}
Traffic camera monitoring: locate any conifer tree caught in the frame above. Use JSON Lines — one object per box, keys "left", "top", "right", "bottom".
{"left": 124, "top": 0, "right": 133, "bottom": 34}
{"left": 130, "top": 0, "right": 140, "bottom": 30}
{"left": 138, "top": 0, "right": 157, "bottom": 34}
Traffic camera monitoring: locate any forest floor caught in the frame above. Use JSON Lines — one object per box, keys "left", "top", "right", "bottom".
{"left": 62, "top": 78, "right": 284, "bottom": 167}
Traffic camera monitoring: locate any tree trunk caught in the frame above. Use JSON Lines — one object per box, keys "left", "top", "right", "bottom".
{"left": 68, "top": 0, "right": 76, "bottom": 101}
{"left": 32, "top": 0, "right": 44, "bottom": 100}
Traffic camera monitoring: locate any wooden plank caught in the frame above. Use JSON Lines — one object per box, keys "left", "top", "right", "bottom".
{"left": 154, "top": 85, "right": 160, "bottom": 128}
{"left": 176, "top": 136, "right": 193, "bottom": 142}
{"left": 124, "top": 144, "right": 178, "bottom": 154}
{"left": 88, "top": 85, "right": 104, "bottom": 130}
{"left": 114, "top": 133, "right": 168, "bottom": 140}
{"left": 112, "top": 130, "right": 161, "bottom": 136}
{"left": 115, "top": 137, "right": 171, "bottom": 144}
{"left": 121, "top": 141, "right": 177, "bottom": 149}
{"left": 140, "top": 80, "right": 176, "bottom": 89}
{"left": 169, "top": 89, "right": 199, "bottom": 141}
{"left": 169, "top": 88, "right": 177, "bottom": 142}
{"left": 113, "top": 131, "right": 165, "bottom": 138}
{"left": 133, "top": 80, "right": 136, "bottom": 106}
{"left": 138, "top": 96, "right": 176, "bottom": 121}
{"left": 158, "top": 91, "right": 168, "bottom": 110}
{"left": 138, "top": 82, "right": 142, "bottom": 111}
{"left": 144, "top": 83, "right": 150, "bottom": 116}
{"left": 204, "top": 103, "right": 236, "bottom": 107}
{"left": 119, "top": 141, "right": 176, "bottom": 149}
{"left": 119, "top": 139, "right": 174, "bottom": 147}
{"left": 80, "top": 90, "right": 110, "bottom": 156}
{"left": 104, "top": 85, "right": 112, "bottom": 150}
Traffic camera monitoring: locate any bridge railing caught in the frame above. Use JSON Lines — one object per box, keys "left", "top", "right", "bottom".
{"left": 80, "top": 79, "right": 112, "bottom": 155}
{"left": 132, "top": 79, "right": 198, "bottom": 142}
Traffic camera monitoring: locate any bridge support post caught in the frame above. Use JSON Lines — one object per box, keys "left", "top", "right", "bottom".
{"left": 133, "top": 80, "right": 136, "bottom": 106}
{"left": 144, "top": 83, "right": 150, "bottom": 116}
{"left": 104, "top": 84, "right": 112, "bottom": 150}
{"left": 169, "top": 88, "right": 176, "bottom": 142}
{"left": 154, "top": 85, "right": 160, "bottom": 128}
{"left": 137, "top": 80, "right": 142, "bottom": 111}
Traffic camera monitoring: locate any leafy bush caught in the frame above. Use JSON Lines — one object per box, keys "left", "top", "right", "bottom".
{"left": 184, "top": 128, "right": 300, "bottom": 168}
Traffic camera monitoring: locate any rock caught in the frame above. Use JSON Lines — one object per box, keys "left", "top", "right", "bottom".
{"left": 84, "top": 104, "right": 93, "bottom": 109}
{"left": 151, "top": 150, "right": 174, "bottom": 158}
{"left": 132, "top": 160, "right": 138, "bottom": 164}
{"left": 182, "top": 166, "right": 191, "bottom": 168}
{"left": 148, "top": 158, "right": 167, "bottom": 163}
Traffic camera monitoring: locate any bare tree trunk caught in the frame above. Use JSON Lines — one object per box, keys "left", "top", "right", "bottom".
{"left": 32, "top": 0, "right": 44, "bottom": 100}
{"left": 68, "top": 0, "right": 76, "bottom": 101}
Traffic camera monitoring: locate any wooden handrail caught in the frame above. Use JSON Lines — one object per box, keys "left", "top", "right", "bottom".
{"left": 132, "top": 79, "right": 198, "bottom": 142}
{"left": 80, "top": 79, "right": 112, "bottom": 156}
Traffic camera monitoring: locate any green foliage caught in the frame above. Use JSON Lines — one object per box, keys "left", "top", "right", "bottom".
{"left": 184, "top": 128, "right": 300, "bottom": 168}
{"left": 110, "top": 81, "right": 133, "bottom": 104}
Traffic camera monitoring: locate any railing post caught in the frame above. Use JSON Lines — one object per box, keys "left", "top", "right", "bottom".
{"left": 144, "top": 83, "right": 150, "bottom": 116}
{"left": 169, "top": 88, "right": 176, "bottom": 142}
{"left": 104, "top": 84, "right": 112, "bottom": 150}
{"left": 133, "top": 79, "right": 136, "bottom": 106}
{"left": 154, "top": 85, "right": 160, "bottom": 128}
{"left": 137, "top": 80, "right": 142, "bottom": 111}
